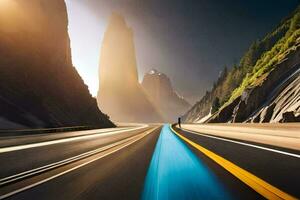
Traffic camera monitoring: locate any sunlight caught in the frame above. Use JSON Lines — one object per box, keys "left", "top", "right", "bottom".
{"left": 0, "top": 0, "right": 41, "bottom": 33}
{"left": 0, "top": 0, "right": 20, "bottom": 29}
{"left": 0, "top": 0, "right": 17, "bottom": 10}
{"left": 65, "top": 0, "right": 106, "bottom": 96}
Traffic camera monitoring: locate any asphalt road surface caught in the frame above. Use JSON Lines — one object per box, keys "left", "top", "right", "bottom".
{"left": 0, "top": 125, "right": 161, "bottom": 200}
{"left": 174, "top": 124, "right": 300, "bottom": 199}
{"left": 0, "top": 124, "right": 299, "bottom": 200}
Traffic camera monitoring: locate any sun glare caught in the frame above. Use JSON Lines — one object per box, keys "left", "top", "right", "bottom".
{"left": 0, "top": 0, "right": 29, "bottom": 32}
{"left": 0, "top": 0, "right": 14, "bottom": 6}
{"left": 0, "top": 0, "right": 18, "bottom": 15}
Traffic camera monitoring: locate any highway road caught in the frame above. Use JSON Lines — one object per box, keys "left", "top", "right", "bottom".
{"left": 0, "top": 123, "right": 299, "bottom": 200}
{"left": 0, "top": 125, "right": 161, "bottom": 199}
{"left": 181, "top": 123, "right": 300, "bottom": 150}
{"left": 173, "top": 124, "right": 300, "bottom": 199}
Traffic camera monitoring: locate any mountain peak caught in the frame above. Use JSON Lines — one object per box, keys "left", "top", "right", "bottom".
{"left": 148, "top": 68, "right": 166, "bottom": 75}
{"left": 97, "top": 16, "right": 163, "bottom": 123}
{"left": 109, "top": 12, "right": 126, "bottom": 28}
{"left": 148, "top": 69, "right": 159, "bottom": 75}
{"left": 142, "top": 70, "right": 190, "bottom": 122}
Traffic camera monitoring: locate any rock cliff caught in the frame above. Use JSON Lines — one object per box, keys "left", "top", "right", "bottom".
{"left": 184, "top": 6, "right": 300, "bottom": 123}
{"left": 209, "top": 48, "right": 300, "bottom": 123}
{"left": 0, "top": 0, "right": 114, "bottom": 129}
{"left": 248, "top": 59, "right": 300, "bottom": 123}
{"left": 97, "top": 14, "right": 163, "bottom": 123}
{"left": 141, "top": 69, "right": 190, "bottom": 122}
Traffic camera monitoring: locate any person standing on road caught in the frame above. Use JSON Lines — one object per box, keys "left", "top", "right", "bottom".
{"left": 178, "top": 117, "right": 181, "bottom": 128}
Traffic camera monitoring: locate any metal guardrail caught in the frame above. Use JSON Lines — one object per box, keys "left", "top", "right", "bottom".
{"left": 0, "top": 126, "right": 97, "bottom": 137}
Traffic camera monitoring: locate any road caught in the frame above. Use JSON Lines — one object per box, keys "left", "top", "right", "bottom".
{"left": 181, "top": 123, "right": 300, "bottom": 150}
{"left": 0, "top": 123, "right": 299, "bottom": 200}
{"left": 174, "top": 124, "right": 300, "bottom": 199}
{"left": 0, "top": 125, "right": 161, "bottom": 199}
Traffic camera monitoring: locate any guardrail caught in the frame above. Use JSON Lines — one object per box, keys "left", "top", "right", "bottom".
{"left": 0, "top": 126, "right": 100, "bottom": 137}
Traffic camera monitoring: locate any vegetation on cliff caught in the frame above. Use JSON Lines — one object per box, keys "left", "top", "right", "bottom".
{"left": 227, "top": 11, "right": 300, "bottom": 104}
{"left": 184, "top": 6, "right": 300, "bottom": 122}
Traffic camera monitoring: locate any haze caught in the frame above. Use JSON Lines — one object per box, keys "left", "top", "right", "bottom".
{"left": 65, "top": 0, "right": 298, "bottom": 103}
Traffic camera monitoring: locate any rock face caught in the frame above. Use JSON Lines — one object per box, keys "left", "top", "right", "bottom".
{"left": 97, "top": 14, "right": 163, "bottom": 123}
{"left": 0, "top": 0, "right": 114, "bottom": 129}
{"left": 208, "top": 47, "right": 300, "bottom": 123}
{"left": 184, "top": 6, "right": 300, "bottom": 123}
{"left": 183, "top": 92, "right": 213, "bottom": 123}
{"left": 250, "top": 64, "right": 300, "bottom": 123}
{"left": 141, "top": 69, "right": 190, "bottom": 122}
{"left": 208, "top": 97, "right": 241, "bottom": 123}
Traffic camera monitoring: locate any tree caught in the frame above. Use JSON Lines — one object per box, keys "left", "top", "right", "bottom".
{"left": 211, "top": 97, "right": 220, "bottom": 113}
{"left": 223, "top": 66, "right": 228, "bottom": 77}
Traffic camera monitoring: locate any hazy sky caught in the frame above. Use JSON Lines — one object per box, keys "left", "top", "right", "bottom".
{"left": 65, "top": 0, "right": 299, "bottom": 103}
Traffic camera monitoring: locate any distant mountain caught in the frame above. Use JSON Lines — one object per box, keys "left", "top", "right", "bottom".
{"left": 141, "top": 69, "right": 190, "bottom": 122}
{"left": 97, "top": 14, "right": 163, "bottom": 123}
{"left": 0, "top": 0, "right": 114, "bottom": 129}
{"left": 184, "top": 5, "right": 300, "bottom": 123}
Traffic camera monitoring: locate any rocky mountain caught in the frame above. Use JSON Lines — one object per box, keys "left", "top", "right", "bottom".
{"left": 141, "top": 69, "right": 190, "bottom": 122}
{"left": 250, "top": 67, "right": 300, "bottom": 123}
{"left": 0, "top": 0, "right": 114, "bottom": 129}
{"left": 97, "top": 14, "right": 163, "bottom": 123}
{"left": 184, "top": 5, "right": 300, "bottom": 123}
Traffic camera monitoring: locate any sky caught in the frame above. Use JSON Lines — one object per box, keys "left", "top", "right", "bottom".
{"left": 65, "top": 0, "right": 299, "bottom": 104}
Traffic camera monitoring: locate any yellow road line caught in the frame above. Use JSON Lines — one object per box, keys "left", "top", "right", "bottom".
{"left": 170, "top": 125, "right": 297, "bottom": 200}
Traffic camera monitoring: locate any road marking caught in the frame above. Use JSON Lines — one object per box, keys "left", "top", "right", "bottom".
{"left": 181, "top": 127, "right": 300, "bottom": 159}
{"left": 142, "top": 125, "right": 232, "bottom": 200}
{"left": 0, "top": 127, "right": 159, "bottom": 200}
{"left": 170, "top": 125, "right": 297, "bottom": 200}
{"left": 0, "top": 125, "right": 148, "bottom": 153}
{"left": 0, "top": 133, "right": 142, "bottom": 185}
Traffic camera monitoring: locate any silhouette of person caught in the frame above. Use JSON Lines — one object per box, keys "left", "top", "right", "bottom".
{"left": 178, "top": 117, "right": 181, "bottom": 128}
